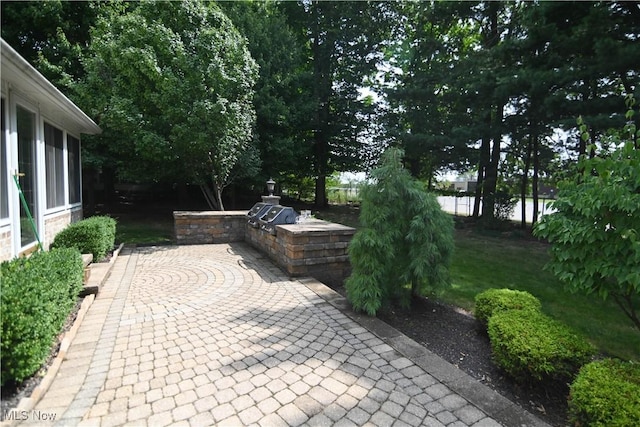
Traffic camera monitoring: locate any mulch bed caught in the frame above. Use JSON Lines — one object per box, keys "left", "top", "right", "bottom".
{"left": 376, "top": 295, "right": 570, "bottom": 426}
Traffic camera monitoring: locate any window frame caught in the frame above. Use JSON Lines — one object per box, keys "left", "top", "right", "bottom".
{"left": 44, "top": 121, "right": 66, "bottom": 210}
{"left": 0, "top": 96, "right": 9, "bottom": 223}
{"left": 66, "top": 133, "right": 82, "bottom": 206}
{"left": 14, "top": 100, "right": 40, "bottom": 251}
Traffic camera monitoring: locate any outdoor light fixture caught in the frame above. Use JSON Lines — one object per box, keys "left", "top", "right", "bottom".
{"left": 266, "top": 178, "right": 275, "bottom": 196}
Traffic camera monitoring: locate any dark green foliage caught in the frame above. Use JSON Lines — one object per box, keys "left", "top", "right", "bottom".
{"left": 534, "top": 101, "right": 640, "bottom": 333}
{"left": 569, "top": 359, "right": 640, "bottom": 427}
{"left": 492, "top": 190, "right": 518, "bottom": 223}
{"left": 1, "top": 248, "right": 83, "bottom": 386}
{"left": 78, "top": 1, "right": 258, "bottom": 210}
{"left": 488, "top": 309, "right": 596, "bottom": 382}
{"left": 51, "top": 216, "right": 116, "bottom": 261}
{"left": 218, "top": 2, "right": 314, "bottom": 189}
{"left": 283, "top": 1, "right": 396, "bottom": 206}
{"left": 474, "top": 288, "right": 541, "bottom": 326}
{"left": 345, "top": 148, "right": 455, "bottom": 315}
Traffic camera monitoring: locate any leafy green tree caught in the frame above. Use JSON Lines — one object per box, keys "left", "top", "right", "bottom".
{"left": 345, "top": 148, "right": 455, "bottom": 316}
{"left": 502, "top": 1, "right": 640, "bottom": 225}
{"left": 534, "top": 97, "right": 640, "bottom": 333}
{"left": 218, "top": 1, "right": 314, "bottom": 189}
{"left": 77, "top": 0, "right": 257, "bottom": 210}
{"left": 1, "top": 0, "right": 126, "bottom": 93}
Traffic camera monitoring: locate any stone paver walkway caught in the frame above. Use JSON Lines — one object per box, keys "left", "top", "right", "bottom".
{"left": 23, "top": 244, "right": 548, "bottom": 427}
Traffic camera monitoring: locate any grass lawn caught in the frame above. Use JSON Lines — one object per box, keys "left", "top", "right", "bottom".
{"left": 447, "top": 229, "right": 639, "bottom": 361}
{"left": 315, "top": 205, "right": 639, "bottom": 361}
{"left": 113, "top": 213, "right": 174, "bottom": 246}
{"left": 113, "top": 205, "right": 639, "bottom": 361}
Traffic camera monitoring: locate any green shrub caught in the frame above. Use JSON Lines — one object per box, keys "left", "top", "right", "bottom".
{"left": 1, "top": 248, "right": 83, "bottom": 386}
{"left": 488, "top": 309, "right": 596, "bottom": 382}
{"left": 51, "top": 215, "right": 116, "bottom": 261}
{"left": 474, "top": 288, "right": 542, "bottom": 326}
{"left": 346, "top": 148, "right": 454, "bottom": 315}
{"left": 569, "top": 359, "right": 640, "bottom": 427}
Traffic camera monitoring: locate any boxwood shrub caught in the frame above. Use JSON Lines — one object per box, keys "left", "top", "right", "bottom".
{"left": 1, "top": 248, "right": 83, "bottom": 386}
{"left": 51, "top": 215, "right": 116, "bottom": 261}
{"left": 488, "top": 309, "right": 596, "bottom": 382}
{"left": 474, "top": 288, "right": 542, "bottom": 326}
{"left": 569, "top": 359, "right": 640, "bottom": 427}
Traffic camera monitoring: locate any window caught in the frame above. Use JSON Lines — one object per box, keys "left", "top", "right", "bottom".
{"left": 1, "top": 98, "right": 8, "bottom": 219}
{"left": 45, "top": 122, "right": 65, "bottom": 208}
{"left": 67, "top": 135, "right": 81, "bottom": 204}
{"left": 17, "top": 105, "right": 38, "bottom": 247}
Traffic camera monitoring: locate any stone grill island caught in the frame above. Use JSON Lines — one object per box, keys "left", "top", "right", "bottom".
{"left": 173, "top": 207, "right": 355, "bottom": 288}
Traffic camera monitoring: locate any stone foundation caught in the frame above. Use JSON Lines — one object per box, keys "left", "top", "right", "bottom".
{"left": 173, "top": 211, "right": 355, "bottom": 287}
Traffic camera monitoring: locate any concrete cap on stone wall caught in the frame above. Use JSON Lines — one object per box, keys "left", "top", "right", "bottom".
{"left": 278, "top": 219, "right": 355, "bottom": 234}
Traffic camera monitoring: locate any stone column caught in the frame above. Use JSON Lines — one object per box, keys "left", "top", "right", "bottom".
{"left": 261, "top": 195, "right": 281, "bottom": 205}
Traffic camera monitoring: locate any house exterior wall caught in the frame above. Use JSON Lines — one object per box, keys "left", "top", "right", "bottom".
{"left": 0, "top": 38, "right": 100, "bottom": 261}
{"left": 0, "top": 228, "right": 11, "bottom": 261}
{"left": 0, "top": 92, "right": 87, "bottom": 261}
{"left": 42, "top": 207, "right": 83, "bottom": 250}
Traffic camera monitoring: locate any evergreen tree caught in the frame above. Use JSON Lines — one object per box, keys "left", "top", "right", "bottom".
{"left": 346, "top": 148, "right": 455, "bottom": 316}
{"left": 284, "top": 1, "right": 396, "bottom": 207}
{"left": 385, "top": 1, "right": 477, "bottom": 185}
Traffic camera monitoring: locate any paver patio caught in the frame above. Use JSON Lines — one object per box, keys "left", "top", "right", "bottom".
{"left": 21, "top": 244, "right": 548, "bottom": 426}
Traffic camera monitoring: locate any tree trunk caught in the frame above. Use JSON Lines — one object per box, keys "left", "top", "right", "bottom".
{"left": 481, "top": 140, "right": 497, "bottom": 219}
{"left": 215, "top": 184, "right": 225, "bottom": 212}
{"left": 481, "top": 104, "right": 504, "bottom": 220}
{"left": 532, "top": 133, "right": 540, "bottom": 225}
{"left": 200, "top": 183, "right": 221, "bottom": 211}
{"left": 520, "top": 135, "right": 533, "bottom": 229}
{"left": 315, "top": 174, "right": 327, "bottom": 208}
{"left": 311, "top": 1, "right": 331, "bottom": 208}
{"left": 473, "top": 137, "right": 490, "bottom": 218}
{"left": 479, "top": 3, "right": 503, "bottom": 222}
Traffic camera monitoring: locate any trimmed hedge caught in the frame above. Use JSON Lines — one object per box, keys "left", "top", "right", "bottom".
{"left": 569, "top": 359, "right": 640, "bottom": 427}
{"left": 474, "top": 288, "right": 542, "bottom": 326}
{"left": 1, "top": 248, "right": 83, "bottom": 386}
{"left": 488, "top": 309, "right": 596, "bottom": 382}
{"left": 51, "top": 215, "right": 116, "bottom": 261}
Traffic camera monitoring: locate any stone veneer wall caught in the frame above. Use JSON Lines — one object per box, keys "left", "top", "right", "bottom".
{"left": 174, "top": 211, "right": 247, "bottom": 245}
{"left": 245, "top": 220, "right": 354, "bottom": 288}
{"left": 0, "top": 228, "right": 11, "bottom": 261}
{"left": 173, "top": 211, "right": 355, "bottom": 287}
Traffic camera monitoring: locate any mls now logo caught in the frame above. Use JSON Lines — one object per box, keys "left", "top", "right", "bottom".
{"left": 2, "top": 410, "right": 57, "bottom": 421}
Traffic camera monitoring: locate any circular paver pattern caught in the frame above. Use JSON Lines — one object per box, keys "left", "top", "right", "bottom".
{"left": 25, "top": 244, "right": 516, "bottom": 427}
